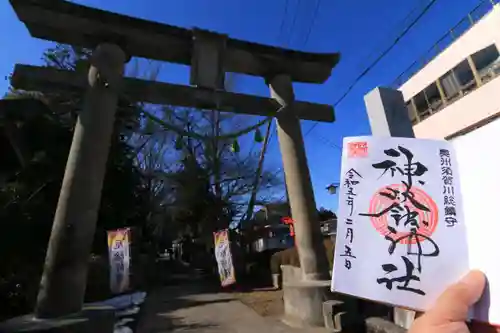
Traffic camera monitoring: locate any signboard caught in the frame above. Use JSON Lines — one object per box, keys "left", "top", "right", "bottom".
{"left": 107, "top": 228, "right": 131, "bottom": 294}
{"left": 213, "top": 229, "right": 236, "bottom": 287}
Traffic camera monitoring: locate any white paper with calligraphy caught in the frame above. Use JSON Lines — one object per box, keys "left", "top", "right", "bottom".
{"left": 331, "top": 136, "right": 469, "bottom": 313}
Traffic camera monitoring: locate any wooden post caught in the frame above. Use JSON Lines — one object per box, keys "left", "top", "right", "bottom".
{"left": 364, "top": 87, "right": 417, "bottom": 329}
{"left": 34, "top": 44, "right": 126, "bottom": 318}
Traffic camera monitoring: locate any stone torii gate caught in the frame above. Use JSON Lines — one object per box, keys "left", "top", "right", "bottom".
{"left": 8, "top": 0, "right": 339, "bottom": 326}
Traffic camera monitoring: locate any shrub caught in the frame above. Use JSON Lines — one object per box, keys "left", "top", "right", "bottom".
{"left": 270, "top": 237, "right": 336, "bottom": 275}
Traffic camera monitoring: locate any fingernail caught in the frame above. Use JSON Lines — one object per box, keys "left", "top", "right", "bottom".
{"left": 460, "top": 271, "right": 486, "bottom": 289}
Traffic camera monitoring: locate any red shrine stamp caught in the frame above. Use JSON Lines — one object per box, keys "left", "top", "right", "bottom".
{"left": 367, "top": 184, "right": 439, "bottom": 245}
{"left": 348, "top": 141, "right": 368, "bottom": 158}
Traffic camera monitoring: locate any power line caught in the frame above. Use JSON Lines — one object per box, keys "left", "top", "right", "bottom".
{"left": 265, "top": 0, "right": 435, "bottom": 178}
{"left": 356, "top": 0, "right": 428, "bottom": 71}
{"left": 270, "top": 0, "right": 328, "bottom": 201}
{"left": 235, "top": 0, "right": 289, "bottom": 170}
{"left": 313, "top": 131, "right": 342, "bottom": 151}
{"left": 303, "top": 0, "right": 440, "bottom": 140}
{"left": 273, "top": 129, "right": 341, "bottom": 202}
{"left": 253, "top": 0, "right": 292, "bottom": 209}
{"left": 304, "top": 122, "right": 319, "bottom": 137}
{"left": 278, "top": 0, "right": 442, "bottom": 200}
{"left": 276, "top": 0, "right": 290, "bottom": 42}
{"left": 284, "top": 0, "right": 302, "bottom": 46}
{"left": 268, "top": 0, "right": 323, "bottom": 202}
{"left": 265, "top": 0, "right": 303, "bottom": 195}
{"left": 265, "top": 0, "right": 289, "bottom": 157}
{"left": 274, "top": 0, "right": 320, "bottom": 147}
{"left": 331, "top": 0, "right": 440, "bottom": 108}
{"left": 302, "top": 0, "right": 322, "bottom": 46}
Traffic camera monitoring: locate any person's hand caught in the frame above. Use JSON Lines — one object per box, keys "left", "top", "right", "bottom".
{"left": 410, "top": 270, "right": 499, "bottom": 333}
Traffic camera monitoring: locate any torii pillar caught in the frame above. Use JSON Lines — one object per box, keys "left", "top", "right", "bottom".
{"left": 267, "top": 75, "right": 333, "bottom": 327}
{"left": 35, "top": 43, "right": 127, "bottom": 318}
{"left": 268, "top": 74, "right": 330, "bottom": 281}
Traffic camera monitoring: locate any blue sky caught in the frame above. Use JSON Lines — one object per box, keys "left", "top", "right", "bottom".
{"left": 0, "top": 0, "right": 484, "bottom": 212}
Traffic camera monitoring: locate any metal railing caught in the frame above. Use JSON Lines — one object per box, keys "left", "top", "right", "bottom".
{"left": 391, "top": 0, "right": 499, "bottom": 89}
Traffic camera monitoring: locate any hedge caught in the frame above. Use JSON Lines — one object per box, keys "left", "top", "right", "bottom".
{"left": 270, "top": 237, "right": 335, "bottom": 275}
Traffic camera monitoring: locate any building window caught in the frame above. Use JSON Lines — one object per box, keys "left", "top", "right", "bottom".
{"left": 454, "top": 60, "right": 476, "bottom": 95}
{"left": 424, "top": 82, "right": 443, "bottom": 112}
{"left": 439, "top": 70, "right": 461, "bottom": 102}
{"left": 405, "top": 44, "right": 500, "bottom": 126}
{"left": 414, "top": 91, "right": 431, "bottom": 121}
{"left": 471, "top": 44, "right": 500, "bottom": 83}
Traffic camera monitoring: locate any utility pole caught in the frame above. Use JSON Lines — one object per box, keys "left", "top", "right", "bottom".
{"left": 242, "top": 119, "right": 273, "bottom": 227}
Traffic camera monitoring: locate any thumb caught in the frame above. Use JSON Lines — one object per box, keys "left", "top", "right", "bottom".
{"left": 427, "top": 270, "right": 486, "bottom": 323}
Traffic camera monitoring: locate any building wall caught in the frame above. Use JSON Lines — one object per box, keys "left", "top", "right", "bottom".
{"left": 400, "top": 6, "right": 500, "bottom": 99}
{"left": 449, "top": 116, "right": 500, "bottom": 322}
{"left": 413, "top": 75, "right": 500, "bottom": 139}
{"left": 400, "top": 5, "right": 500, "bottom": 139}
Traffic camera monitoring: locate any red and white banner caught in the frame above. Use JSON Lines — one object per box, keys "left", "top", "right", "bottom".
{"left": 107, "top": 228, "right": 131, "bottom": 294}
{"left": 213, "top": 229, "right": 236, "bottom": 287}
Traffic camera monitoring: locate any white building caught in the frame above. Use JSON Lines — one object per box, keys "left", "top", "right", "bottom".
{"left": 392, "top": 1, "right": 500, "bottom": 328}
{"left": 397, "top": 0, "right": 500, "bottom": 140}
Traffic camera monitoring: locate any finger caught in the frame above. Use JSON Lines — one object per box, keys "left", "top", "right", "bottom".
{"left": 427, "top": 270, "right": 486, "bottom": 324}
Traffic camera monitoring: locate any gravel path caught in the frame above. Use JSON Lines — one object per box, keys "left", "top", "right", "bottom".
{"left": 136, "top": 283, "right": 328, "bottom": 333}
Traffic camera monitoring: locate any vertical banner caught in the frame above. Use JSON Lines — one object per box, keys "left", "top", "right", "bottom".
{"left": 213, "top": 229, "right": 236, "bottom": 287}
{"left": 107, "top": 228, "right": 131, "bottom": 294}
